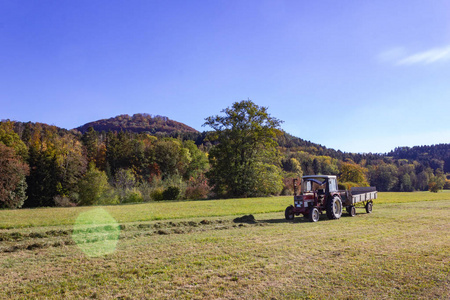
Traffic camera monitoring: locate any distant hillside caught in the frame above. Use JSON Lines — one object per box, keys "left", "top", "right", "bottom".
{"left": 275, "top": 131, "right": 384, "bottom": 163}
{"left": 388, "top": 144, "right": 450, "bottom": 173}
{"left": 6, "top": 120, "right": 79, "bottom": 143}
{"left": 75, "top": 113, "right": 198, "bottom": 135}
{"left": 3, "top": 117, "right": 449, "bottom": 172}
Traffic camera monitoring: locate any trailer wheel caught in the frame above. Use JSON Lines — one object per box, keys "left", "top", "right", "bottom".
{"left": 365, "top": 202, "right": 373, "bottom": 214}
{"left": 347, "top": 205, "right": 356, "bottom": 217}
{"left": 309, "top": 208, "right": 320, "bottom": 222}
{"left": 285, "top": 205, "right": 294, "bottom": 220}
{"left": 326, "top": 196, "right": 342, "bottom": 220}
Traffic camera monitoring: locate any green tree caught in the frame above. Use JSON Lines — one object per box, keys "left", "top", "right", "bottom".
{"left": 81, "top": 127, "right": 99, "bottom": 165}
{"left": 416, "top": 170, "right": 430, "bottom": 191}
{"left": 399, "top": 173, "right": 413, "bottom": 192}
{"left": 114, "top": 168, "right": 136, "bottom": 191}
{"left": 204, "top": 100, "right": 283, "bottom": 197}
{"left": 255, "top": 163, "right": 284, "bottom": 196}
{"left": 154, "top": 139, "right": 185, "bottom": 178}
{"left": 78, "top": 164, "right": 118, "bottom": 205}
{"left": 182, "top": 140, "right": 209, "bottom": 179}
{"left": 114, "top": 168, "right": 142, "bottom": 203}
{"left": 105, "top": 131, "right": 135, "bottom": 178}
{"left": 317, "top": 156, "right": 339, "bottom": 175}
{"left": 25, "top": 146, "right": 60, "bottom": 207}
{"left": 281, "top": 157, "right": 303, "bottom": 177}
{"left": 368, "top": 163, "right": 398, "bottom": 191}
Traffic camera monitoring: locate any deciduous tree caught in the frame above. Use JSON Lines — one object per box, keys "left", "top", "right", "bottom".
{"left": 0, "top": 143, "right": 29, "bottom": 208}
{"left": 204, "top": 100, "right": 283, "bottom": 197}
{"left": 78, "top": 163, "right": 117, "bottom": 205}
{"left": 340, "top": 162, "right": 369, "bottom": 186}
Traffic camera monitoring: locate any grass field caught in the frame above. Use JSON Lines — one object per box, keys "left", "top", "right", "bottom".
{"left": 0, "top": 192, "right": 449, "bottom": 299}
{"left": 1, "top": 191, "right": 449, "bottom": 229}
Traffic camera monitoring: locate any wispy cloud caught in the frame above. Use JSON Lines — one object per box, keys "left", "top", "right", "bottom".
{"left": 396, "top": 45, "right": 450, "bottom": 65}
{"left": 377, "top": 47, "right": 407, "bottom": 63}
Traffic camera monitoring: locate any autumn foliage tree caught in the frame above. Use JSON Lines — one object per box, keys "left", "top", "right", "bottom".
{"left": 339, "top": 161, "right": 369, "bottom": 187}
{"left": 0, "top": 143, "right": 29, "bottom": 208}
{"left": 428, "top": 169, "right": 446, "bottom": 193}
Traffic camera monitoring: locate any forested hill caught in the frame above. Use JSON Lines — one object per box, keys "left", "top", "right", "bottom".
{"left": 388, "top": 144, "right": 450, "bottom": 173}
{"left": 276, "top": 131, "right": 383, "bottom": 162}
{"left": 75, "top": 113, "right": 198, "bottom": 135}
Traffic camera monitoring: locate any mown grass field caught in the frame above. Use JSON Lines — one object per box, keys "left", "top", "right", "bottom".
{"left": 1, "top": 191, "right": 449, "bottom": 229}
{"left": 0, "top": 192, "right": 449, "bottom": 299}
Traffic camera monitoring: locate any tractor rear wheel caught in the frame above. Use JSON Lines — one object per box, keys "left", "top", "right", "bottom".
{"left": 326, "top": 196, "right": 343, "bottom": 220}
{"left": 347, "top": 205, "right": 356, "bottom": 217}
{"left": 285, "top": 205, "right": 294, "bottom": 220}
{"left": 309, "top": 207, "right": 320, "bottom": 222}
{"left": 365, "top": 202, "right": 373, "bottom": 214}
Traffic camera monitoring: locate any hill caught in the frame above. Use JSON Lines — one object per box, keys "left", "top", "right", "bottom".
{"left": 75, "top": 113, "right": 198, "bottom": 135}
{"left": 388, "top": 144, "right": 450, "bottom": 173}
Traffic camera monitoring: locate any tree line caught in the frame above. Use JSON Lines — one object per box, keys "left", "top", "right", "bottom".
{"left": 1, "top": 100, "right": 449, "bottom": 209}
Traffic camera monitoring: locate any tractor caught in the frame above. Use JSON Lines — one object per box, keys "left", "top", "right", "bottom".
{"left": 285, "top": 175, "right": 376, "bottom": 222}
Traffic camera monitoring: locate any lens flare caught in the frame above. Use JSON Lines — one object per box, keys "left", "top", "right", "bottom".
{"left": 72, "top": 208, "right": 120, "bottom": 257}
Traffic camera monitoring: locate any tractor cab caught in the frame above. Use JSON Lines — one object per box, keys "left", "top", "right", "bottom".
{"left": 297, "top": 175, "right": 338, "bottom": 197}
{"left": 301, "top": 178, "right": 326, "bottom": 203}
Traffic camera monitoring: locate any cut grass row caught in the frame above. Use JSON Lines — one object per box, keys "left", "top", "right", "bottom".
{"left": 0, "top": 191, "right": 449, "bottom": 229}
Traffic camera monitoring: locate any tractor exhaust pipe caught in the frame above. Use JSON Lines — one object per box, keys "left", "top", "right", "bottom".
{"left": 293, "top": 178, "right": 298, "bottom": 196}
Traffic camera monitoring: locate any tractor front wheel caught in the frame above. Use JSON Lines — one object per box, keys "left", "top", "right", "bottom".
{"left": 309, "top": 207, "right": 320, "bottom": 222}
{"left": 285, "top": 205, "right": 294, "bottom": 220}
{"left": 326, "top": 196, "right": 343, "bottom": 220}
{"left": 365, "top": 202, "right": 373, "bottom": 214}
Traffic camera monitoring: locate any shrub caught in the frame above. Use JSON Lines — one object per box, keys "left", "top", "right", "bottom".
{"left": 162, "top": 186, "right": 180, "bottom": 200}
{"left": 150, "top": 188, "right": 164, "bottom": 201}
{"left": 121, "top": 189, "right": 143, "bottom": 204}
{"left": 53, "top": 195, "right": 77, "bottom": 207}
{"left": 444, "top": 180, "right": 450, "bottom": 190}
{"left": 281, "top": 176, "right": 299, "bottom": 195}
{"left": 137, "top": 182, "right": 153, "bottom": 202}
{"left": 185, "top": 183, "right": 210, "bottom": 200}
{"left": 281, "top": 187, "right": 293, "bottom": 196}
{"left": 184, "top": 175, "right": 211, "bottom": 200}
{"left": 95, "top": 188, "right": 120, "bottom": 205}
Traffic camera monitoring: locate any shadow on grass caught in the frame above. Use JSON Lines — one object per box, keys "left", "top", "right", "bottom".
{"left": 258, "top": 212, "right": 355, "bottom": 224}
{"left": 256, "top": 217, "right": 308, "bottom": 224}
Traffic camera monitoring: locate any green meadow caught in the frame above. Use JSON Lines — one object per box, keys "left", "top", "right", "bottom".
{"left": 0, "top": 192, "right": 449, "bottom": 299}
{"left": 1, "top": 191, "right": 449, "bottom": 229}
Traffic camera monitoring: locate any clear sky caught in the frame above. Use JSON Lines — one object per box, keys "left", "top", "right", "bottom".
{"left": 1, "top": 0, "right": 450, "bottom": 153}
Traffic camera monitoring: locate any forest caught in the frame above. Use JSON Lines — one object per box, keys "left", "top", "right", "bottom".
{"left": 1, "top": 109, "right": 449, "bottom": 209}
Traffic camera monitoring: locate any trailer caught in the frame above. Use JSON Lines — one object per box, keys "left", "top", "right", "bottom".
{"left": 285, "top": 175, "right": 377, "bottom": 222}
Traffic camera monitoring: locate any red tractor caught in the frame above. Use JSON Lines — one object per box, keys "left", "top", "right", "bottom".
{"left": 285, "top": 175, "right": 377, "bottom": 222}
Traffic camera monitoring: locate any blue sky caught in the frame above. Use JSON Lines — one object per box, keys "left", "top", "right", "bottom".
{"left": 1, "top": 0, "right": 450, "bottom": 153}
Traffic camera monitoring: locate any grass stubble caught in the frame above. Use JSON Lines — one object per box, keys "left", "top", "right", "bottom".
{"left": 0, "top": 194, "right": 449, "bottom": 299}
